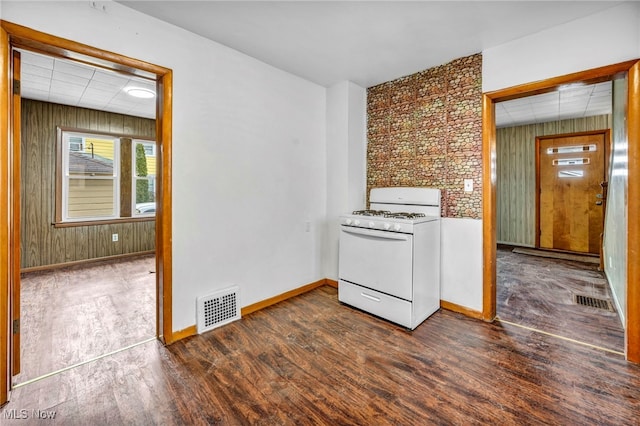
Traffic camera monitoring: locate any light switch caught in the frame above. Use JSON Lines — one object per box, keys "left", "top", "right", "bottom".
{"left": 464, "top": 179, "right": 474, "bottom": 192}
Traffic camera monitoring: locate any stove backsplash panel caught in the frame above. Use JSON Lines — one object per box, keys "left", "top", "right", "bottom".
{"left": 367, "top": 53, "right": 482, "bottom": 219}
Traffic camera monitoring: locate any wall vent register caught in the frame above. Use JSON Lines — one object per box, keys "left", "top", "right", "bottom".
{"left": 197, "top": 286, "right": 241, "bottom": 334}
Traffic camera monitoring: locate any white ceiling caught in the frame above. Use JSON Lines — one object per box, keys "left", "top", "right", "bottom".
{"left": 18, "top": 1, "right": 619, "bottom": 124}
{"left": 117, "top": 0, "right": 622, "bottom": 89}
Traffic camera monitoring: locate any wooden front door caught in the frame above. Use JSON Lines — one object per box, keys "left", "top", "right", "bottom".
{"left": 537, "top": 131, "right": 608, "bottom": 255}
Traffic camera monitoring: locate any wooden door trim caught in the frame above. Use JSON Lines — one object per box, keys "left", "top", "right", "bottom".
{"left": 0, "top": 23, "right": 11, "bottom": 406}
{"left": 11, "top": 50, "right": 21, "bottom": 376}
{"left": 483, "top": 60, "right": 640, "bottom": 363}
{"left": 0, "top": 19, "right": 174, "bottom": 403}
{"left": 534, "top": 130, "right": 610, "bottom": 252}
{"left": 626, "top": 62, "right": 640, "bottom": 362}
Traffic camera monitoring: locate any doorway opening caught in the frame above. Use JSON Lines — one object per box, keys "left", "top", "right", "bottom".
{"left": 493, "top": 86, "right": 622, "bottom": 352}
{"left": 482, "top": 60, "right": 640, "bottom": 363}
{"left": 13, "top": 48, "right": 160, "bottom": 384}
{"left": 0, "top": 20, "right": 174, "bottom": 404}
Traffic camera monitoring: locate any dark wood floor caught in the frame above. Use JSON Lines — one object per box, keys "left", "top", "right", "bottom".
{"left": 4, "top": 286, "right": 639, "bottom": 425}
{"left": 15, "top": 255, "right": 156, "bottom": 384}
{"left": 497, "top": 246, "right": 625, "bottom": 353}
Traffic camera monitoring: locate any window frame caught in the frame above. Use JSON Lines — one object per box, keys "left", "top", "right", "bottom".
{"left": 54, "top": 127, "right": 156, "bottom": 227}
{"left": 132, "top": 139, "right": 157, "bottom": 217}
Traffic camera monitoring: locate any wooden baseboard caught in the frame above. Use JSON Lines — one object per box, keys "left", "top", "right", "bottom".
{"left": 441, "top": 300, "right": 484, "bottom": 320}
{"left": 169, "top": 279, "right": 338, "bottom": 343}
{"left": 21, "top": 250, "right": 156, "bottom": 274}
{"left": 169, "top": 325, "right": 197, "bottom": 343}
{"left": 241, "top": 279, "right": 328, "bottom": 316}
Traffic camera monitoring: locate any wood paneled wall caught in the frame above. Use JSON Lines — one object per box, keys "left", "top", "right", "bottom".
{"left": 496, "top": 115, "right": 611, "bottom": 246}
{"left": 21, "top": 99, "right": 156, "bottom": 269}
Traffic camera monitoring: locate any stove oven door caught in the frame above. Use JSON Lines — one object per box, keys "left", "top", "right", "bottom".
{"left": 339, "top": 226, "right": 413, "bottom": 300}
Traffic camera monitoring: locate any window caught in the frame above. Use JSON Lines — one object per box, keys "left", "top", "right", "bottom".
{"left": 55, "top": 128, "right": 156, "bottom": 225}
{"left": 133, "top": 140, "right": 157, "bottom": 216}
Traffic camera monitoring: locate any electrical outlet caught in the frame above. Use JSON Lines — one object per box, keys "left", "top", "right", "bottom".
{"left": 464, "top": 179, "right": 474, "bottom": 192}
{"left": 112, "top": 233, "right": 118, "bottom": 242}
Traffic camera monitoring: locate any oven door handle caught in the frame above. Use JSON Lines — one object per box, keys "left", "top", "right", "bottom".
{"left": 341, "top": 226, "right": 409, "bottom": 241}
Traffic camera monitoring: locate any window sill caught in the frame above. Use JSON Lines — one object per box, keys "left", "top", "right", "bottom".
{"left": 53, "top": 216, "right": 155, "bottom": 228}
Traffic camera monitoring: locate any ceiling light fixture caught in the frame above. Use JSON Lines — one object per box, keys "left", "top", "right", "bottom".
{"left": 125, "top": 87, "right": 155, "bottom": 99}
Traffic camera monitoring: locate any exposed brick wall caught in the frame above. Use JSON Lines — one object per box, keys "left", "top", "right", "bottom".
{"left": 366, "top": 53, "right": 483, "bottom": 219}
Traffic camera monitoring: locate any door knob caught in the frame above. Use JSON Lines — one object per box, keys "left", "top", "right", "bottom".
{"left": 595, "top": 201, "right": 603, "bottom": 205}
{"left": 596, "top": 193, "right": 603, "bottom": 199}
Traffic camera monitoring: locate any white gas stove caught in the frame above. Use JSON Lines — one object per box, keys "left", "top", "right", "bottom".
{"left": 338, "top": 187, "right": 441, "bottom": 329}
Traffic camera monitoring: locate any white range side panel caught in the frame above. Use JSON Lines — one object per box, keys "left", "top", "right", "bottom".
{"left": 482, "top": 2, "right": 640, "bottom": 92}
{"left": 2, "top": 1, "right": 328, "bottom": 333}
{"left": 440, "top": 218, "right": 483, "bottom": 312}
{"left": 411, "top": 220, "right": 441, "bottom": 327}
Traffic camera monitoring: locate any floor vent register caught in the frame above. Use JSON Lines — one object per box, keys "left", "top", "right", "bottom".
{"left": 197, "top": 286, "right": 241, "bottom": 334}
{"left": 573, "top": 294, "right": 614, "bottom": 312}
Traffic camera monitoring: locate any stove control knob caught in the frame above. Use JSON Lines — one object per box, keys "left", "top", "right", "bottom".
{"left": 393, "top": 224, "right": 402, "bottom": 232}
{"left": 383, "top": 223, "right": 391, "bottom": 230}
{"left": 345, "top": 218, "right": 352, "bottom": 225}
{"left": 368, "top": 221, "right": 375, "bottom": 228}
{"left": 354, "top": 220, "right": 361, "bottom": 226}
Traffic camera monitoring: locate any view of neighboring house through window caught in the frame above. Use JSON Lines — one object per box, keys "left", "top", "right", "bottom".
{"left": 64, "top": 134, "right": 118, "bottom": 220}
{"left": 56, "top": 128, "right": 156, "bottom": 224}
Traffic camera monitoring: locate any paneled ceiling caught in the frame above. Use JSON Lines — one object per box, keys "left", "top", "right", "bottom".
{"left": 495, "top": 81, "right": 612, "bottom": 128}
{"left": 19, "top": 49, "right": 156, "bottom": 119}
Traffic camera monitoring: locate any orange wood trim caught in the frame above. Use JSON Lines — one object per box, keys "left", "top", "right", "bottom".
{"left": 52, "top": 216, "right": 155, "bottom": 228}
{"left": 11, "top": 49, "right": 21, "bottom": 376}
{"left": 441, "top": 300, "right": 484, "bottom": 320}
{"left": 483, "top": 59, "right": 640, "bottom": 363}
{"left": 157, "top": 70, "right": 173, "bottom": 345}
{"left": 535, "top": 136, "right": 541, "bottom": 248}
{"left": 536, "top": 129, "right": 613, "bottom": 141}
{"left": 241, "top": 279, "right": 327, "bottom": 317}
{"left": 172, "top": 325, "right": 197, "bottom": 342}
{"left": 627, "top": 62, "right": 640, "bottom": 363}
{"left": 482, "top": 93, "right": 497, "bottom": 321}
{"left": 20, "top": 250, "right": 155, "bottom": 274}
{"left": 325, "top": 279, "right": 338, "bottom": 288}
{"left": 0, "top": 21, "right": 170, "bottom": 77}
{"left": 485, "top": 60, "right": 637, "bottom": 102}
{"left": 0, "top": 24, "right": 10, "bottom": 406}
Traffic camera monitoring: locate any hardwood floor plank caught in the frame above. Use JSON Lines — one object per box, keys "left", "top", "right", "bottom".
{"left": 14, "top": 255, "right": 156, "bottom": 383}
{"left": 4, "top": 286, "right": 639, "bottom": 425}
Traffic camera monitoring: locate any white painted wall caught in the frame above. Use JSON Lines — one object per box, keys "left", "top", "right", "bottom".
{"left": 3, "top": 1, "right": 327, "bottom": 332}
{"left": 483, "top": 2, "right": 640, "bottom": 92}
{"left": 323, "top": 81, "right": 366, "bottom": 280}
{"left": 440, "top": 218, "right": 483, "bottom": 312}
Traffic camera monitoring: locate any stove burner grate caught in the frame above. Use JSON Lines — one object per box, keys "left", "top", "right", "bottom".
{"left": 352, "top": 210, "right": 391, "bottom": 217}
